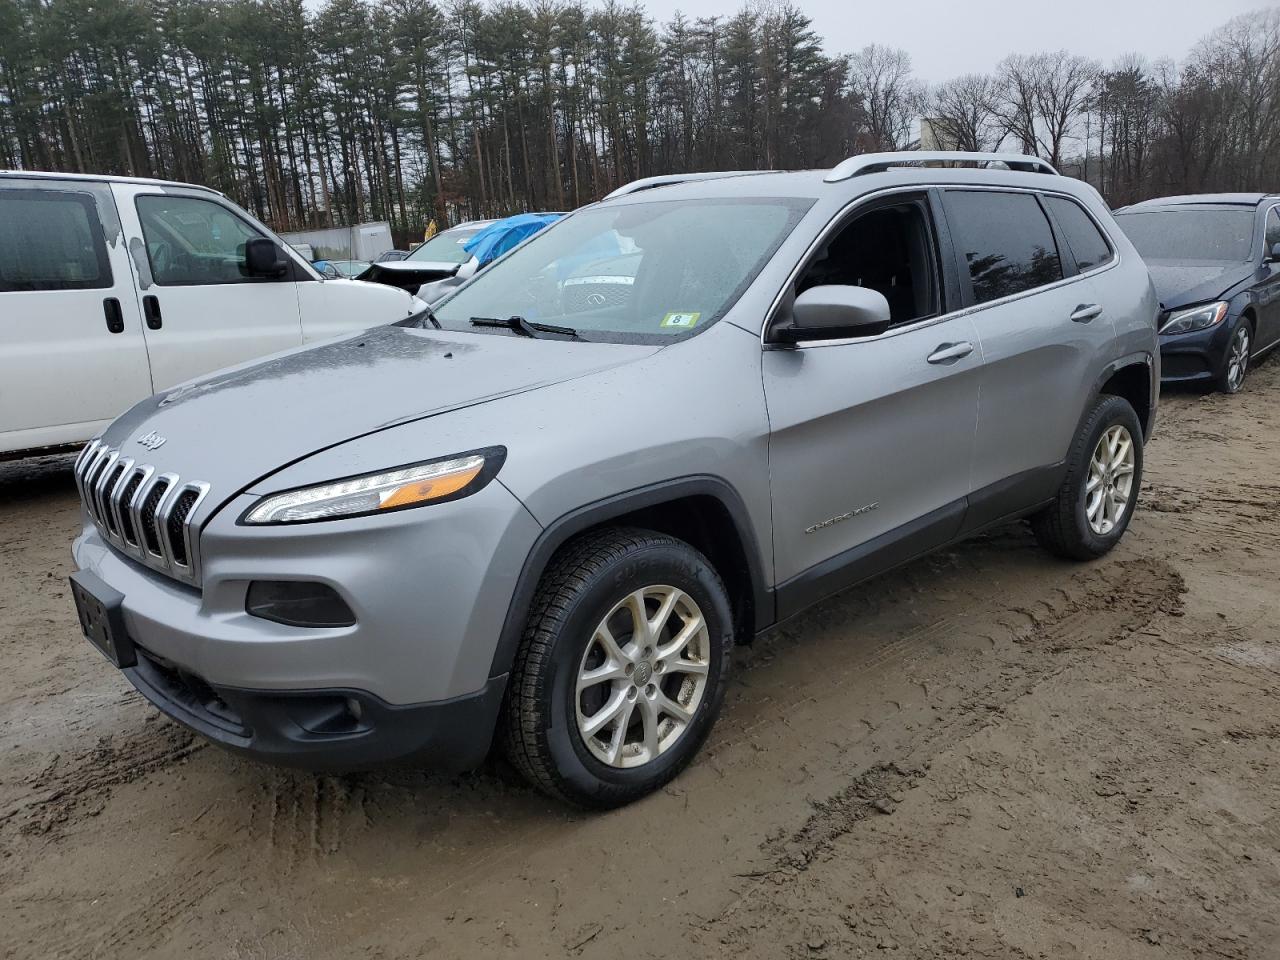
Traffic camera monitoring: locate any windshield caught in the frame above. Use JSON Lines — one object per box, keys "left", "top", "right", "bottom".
{"left": 408, "top": 226, "right": 487, "bottom": 264}
{"left": 1115, "top": 208, "right": 1254, "bottom": 261}
{"left": 431, "top": 198, "right": 812, "bottom": 343}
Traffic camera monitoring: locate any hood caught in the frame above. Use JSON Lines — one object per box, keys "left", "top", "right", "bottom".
{"left": 1144, "top": 260, "right": 1252, "bottom": 310}
{"left": 99, "top": 325, "right": 658, "bottom": 498}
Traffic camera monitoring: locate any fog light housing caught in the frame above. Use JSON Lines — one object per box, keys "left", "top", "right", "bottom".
{"left": 246, "top": 580, "right": 356, "bottom": 628}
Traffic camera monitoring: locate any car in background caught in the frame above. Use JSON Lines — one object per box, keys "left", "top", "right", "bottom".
{"left": 360, "top": 214, "right": 563, "bottom": 301}
{"left": 0, "top": 171, "right": 425, "bottom": 458}
{"left": 1114, "top": 193, "right": 1280, "bottom": 393}
{"left": 375, "top": 249, "right": 411, "bottom": 262}
{"left": 312, "top": 259, "right": 371, "bottom": 280}
{"left": 356, "top": 219, "right": 495, "bottom": 299}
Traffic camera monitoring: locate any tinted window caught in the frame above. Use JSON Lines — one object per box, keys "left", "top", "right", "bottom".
{"left": 1045, "top": 195, "right": 1112, "bottom": 272}
{"left": 1114, "top": 208, "right": 1254, "bottom": 261}
{"left": 946, "top": 190, "right": 1063, "bottom": 304}
{"left": 136, "top": 194, "right": 265, "bottom": 285}
{"left": 0, "top": 189, "right": 112, "bottom": 292}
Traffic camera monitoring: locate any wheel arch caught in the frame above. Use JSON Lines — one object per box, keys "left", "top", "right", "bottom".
{"left": 1093, "top": 353, "right": 1155, "bottom": 439}
{"left": 488, "top": 477, "right": 773, "bottom": 683}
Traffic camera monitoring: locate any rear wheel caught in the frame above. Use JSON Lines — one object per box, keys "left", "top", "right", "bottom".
{"left": 1217, "top": 321, "right": 1251, "bottom": 394}
{"left": 501, "top": 528, "right": 733, "bottom": 807}
{"left": 1031, "top": 394, "right": 1143, "bottom": 560}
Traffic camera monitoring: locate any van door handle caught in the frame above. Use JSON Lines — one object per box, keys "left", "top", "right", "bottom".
{"left": 143, "top": 295, "right": 163, "bottom": 330}
{"left": 927, "top": 341, "right": 974, "bottom": 364}
{"left": 103, "top": 298, "right": 124, "bottom": 334}
{"left": 1071, "top": 303, "right": 1103, "bottom": 323}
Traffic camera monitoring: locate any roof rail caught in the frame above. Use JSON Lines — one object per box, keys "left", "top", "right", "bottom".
{"left": 825, "top": 151, "right": 1060, "bottom": 183}
{"left": 604, "top": 170, "right": 778, "bottom": 199}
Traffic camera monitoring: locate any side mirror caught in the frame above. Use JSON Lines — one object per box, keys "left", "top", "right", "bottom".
{"left": 244, "top": 237, "right": 288, "bottom": 278}
{"left": 772, "top": 285, "right": 892, "bottom": 343}
{"left": 1268, "top": 242, "right": 1280, "bottom": 263}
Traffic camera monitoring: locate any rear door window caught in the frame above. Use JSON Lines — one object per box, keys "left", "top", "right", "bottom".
{"left": 0, "top": 189, "right": 112, "bottom": 292}
{"left": 1044, "top": 195, "right": 1113, "bottom": 272}
{"left": 944, "top": 190, "right": 1063, "bottom": 305}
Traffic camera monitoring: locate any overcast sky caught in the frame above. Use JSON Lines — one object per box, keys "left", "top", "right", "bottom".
{"left": 638, "top": 0, "right": 1263, "bottom": 82}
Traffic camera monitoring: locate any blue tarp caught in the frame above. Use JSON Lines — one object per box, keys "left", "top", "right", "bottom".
{"left": 463, "top": 213, "right": 563, "bottom": 266}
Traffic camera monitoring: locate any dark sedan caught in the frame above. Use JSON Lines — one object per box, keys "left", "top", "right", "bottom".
{"left": 1114, "top": 193, "right": 1280, "bottom": 393}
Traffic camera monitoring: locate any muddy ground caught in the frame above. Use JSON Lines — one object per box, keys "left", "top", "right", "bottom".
{"left": 3, "top": 365, "right": 1280, "bottom": 960}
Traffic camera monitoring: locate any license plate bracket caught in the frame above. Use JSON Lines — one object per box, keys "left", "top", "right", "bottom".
{"left": 70, "top": 570, "right": 136, "bottom": 668}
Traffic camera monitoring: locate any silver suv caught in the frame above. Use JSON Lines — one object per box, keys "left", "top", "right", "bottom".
{"left": 69, "top": 152, "right": 1159, "bottom": 807}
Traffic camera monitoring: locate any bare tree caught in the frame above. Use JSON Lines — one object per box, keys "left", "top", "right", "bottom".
{"left": 924, "top": 73, "right": 1001, "bottom": 151}
{"left": 994, "top": 50, "right": 1098, "bottom": 166}
{"left": 847, "top": 44, "right": 923, "bottom": 151}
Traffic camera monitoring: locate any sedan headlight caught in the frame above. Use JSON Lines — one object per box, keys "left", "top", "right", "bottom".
{"left": 1160, "top": 301, "right": 1228, "bottom": 335}
{"left": 242, "top": 447, "right": 505, "bottom": 524}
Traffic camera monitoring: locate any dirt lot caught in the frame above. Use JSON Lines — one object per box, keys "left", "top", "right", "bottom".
{"left": 3, "top": 365, "right": 1280, "bottom": 960}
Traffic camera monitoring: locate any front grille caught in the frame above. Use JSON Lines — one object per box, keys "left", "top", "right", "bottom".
{"left": 75, "top": 439, "right": 212, "bottom": 586}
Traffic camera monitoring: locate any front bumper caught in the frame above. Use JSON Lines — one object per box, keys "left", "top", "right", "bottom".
{"left": 1158, "top": 315, "right": 1236, "bottom": 384}
{"left": 71, "top": 478, "right": 541, "bottom": 770}
{"left": 124, "top": 642, "right": 506, "bottom": 771}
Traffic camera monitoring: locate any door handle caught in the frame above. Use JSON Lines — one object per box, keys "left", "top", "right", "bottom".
{"left": 927, "top": 341, "right": 974, "bottom": 365}
{"left": 1070, "top": 303, "right": 1103, "bottom": 323}
{"left": 143, "top": 295, "right": 163, "bottom": 330}
{"left": 103, "top": 298, "right": 124, "bottom": 334}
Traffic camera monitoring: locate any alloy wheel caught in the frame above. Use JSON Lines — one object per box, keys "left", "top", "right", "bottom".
{"left": 1227, "top": 326, "right": 1250, "bottom": 392}
{"left": 1085, "top": 424, "right": 1136, "bottom": 536}
{"left": 575, "top": 585, "right": 711, "bottom": 768}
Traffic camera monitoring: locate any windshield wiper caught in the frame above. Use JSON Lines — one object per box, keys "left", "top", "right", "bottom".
{"left": 397, "top": 304, "right": 441, "bottom": 329}
{"left": 470, "top": 315, "right": 578, "bottom": 338}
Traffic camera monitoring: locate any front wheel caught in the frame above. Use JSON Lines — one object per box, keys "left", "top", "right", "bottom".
{"left": 501, "top": 528, "right": 733, "bottom": 808}
{"left": 1031, "top": 394, "right": 1144, "bottom": 560}
{"left": 1217, "top": 321, "right": 1251, "bottom": 394}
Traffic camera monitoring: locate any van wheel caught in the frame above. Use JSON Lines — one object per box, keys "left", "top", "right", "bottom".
{"left": 501, "top": 528, "right": 732, "bottom": 808}
{"left": 1031, "top": 395, "right": 1143, "bottom": 561}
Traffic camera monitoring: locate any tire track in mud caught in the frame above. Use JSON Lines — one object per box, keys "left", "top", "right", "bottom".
{"left": 707, "top": 556, "right": 1186, "bottom": 921}
{"left": 0, "top": 715, "right": 204, "bottom": 837}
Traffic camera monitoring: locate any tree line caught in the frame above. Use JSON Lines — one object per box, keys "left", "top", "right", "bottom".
{"left": 2, "top": 0, "right": 1278, "bottom": 240}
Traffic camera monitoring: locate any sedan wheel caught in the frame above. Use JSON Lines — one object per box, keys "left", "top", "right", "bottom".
{"left": 1223, "top": 324, "right": 1250, "bottom": 393}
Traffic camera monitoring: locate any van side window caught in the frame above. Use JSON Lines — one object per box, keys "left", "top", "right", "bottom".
{"left": 795, "top": 198, "right": 939, "bottom": 327}
{"left": 945, "top": 190, "right": 1063, "bottom": 305}
{"left": 0, "top": 189, "right": 112, "bottom": 292}
{"left": 1044, "top": 195, "right": 1112, "bottom": 272}
{"left": 136, "top": 195, "right": 266, "bottom": 285}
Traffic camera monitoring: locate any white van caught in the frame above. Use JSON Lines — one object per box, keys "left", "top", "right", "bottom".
{"left": 0, "top": 172, "right": 424, "bottom": 457}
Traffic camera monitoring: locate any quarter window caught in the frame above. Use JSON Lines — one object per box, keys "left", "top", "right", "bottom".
{"left": 0, "top": 189, "right": 112, "bottom": 292}
{"left": 945, "top": 190, "right": 1063, "bottom": 305}
{"left": 136, "top": 194, "right": 266, "bottom": 285}
{"left": 1045, "top": 195, "right": 1113, "bottom": 272}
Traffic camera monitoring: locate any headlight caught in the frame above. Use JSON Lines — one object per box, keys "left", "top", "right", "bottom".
{"left": 1160, "top": 301, "right": 1228, "bottom": 335}
{"left": 242, "top": 447, "right": 505, "bottom": 524}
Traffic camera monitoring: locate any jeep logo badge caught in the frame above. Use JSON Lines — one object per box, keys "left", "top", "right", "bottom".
{"left": 136, "top": 430, "right": 167, "bottom": 451}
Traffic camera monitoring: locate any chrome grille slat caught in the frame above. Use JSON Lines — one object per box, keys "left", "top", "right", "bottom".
{"left": 74, "top": 442, "right": 211, "bottom": 587}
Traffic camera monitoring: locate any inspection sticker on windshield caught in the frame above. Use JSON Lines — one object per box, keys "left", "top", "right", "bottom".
{"left": 661, "top": 312, "right": 701, "bottom": 329}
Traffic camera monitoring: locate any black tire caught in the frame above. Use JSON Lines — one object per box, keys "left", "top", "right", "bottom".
{"left": 1031, "top": 394, "right": 1144, "bottom": 561}
{"left": 500, "top": 527, "right": 733, "bottom": 808}
{"left": 1216, "top": 319, "right": 1251, "bottom": 394}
